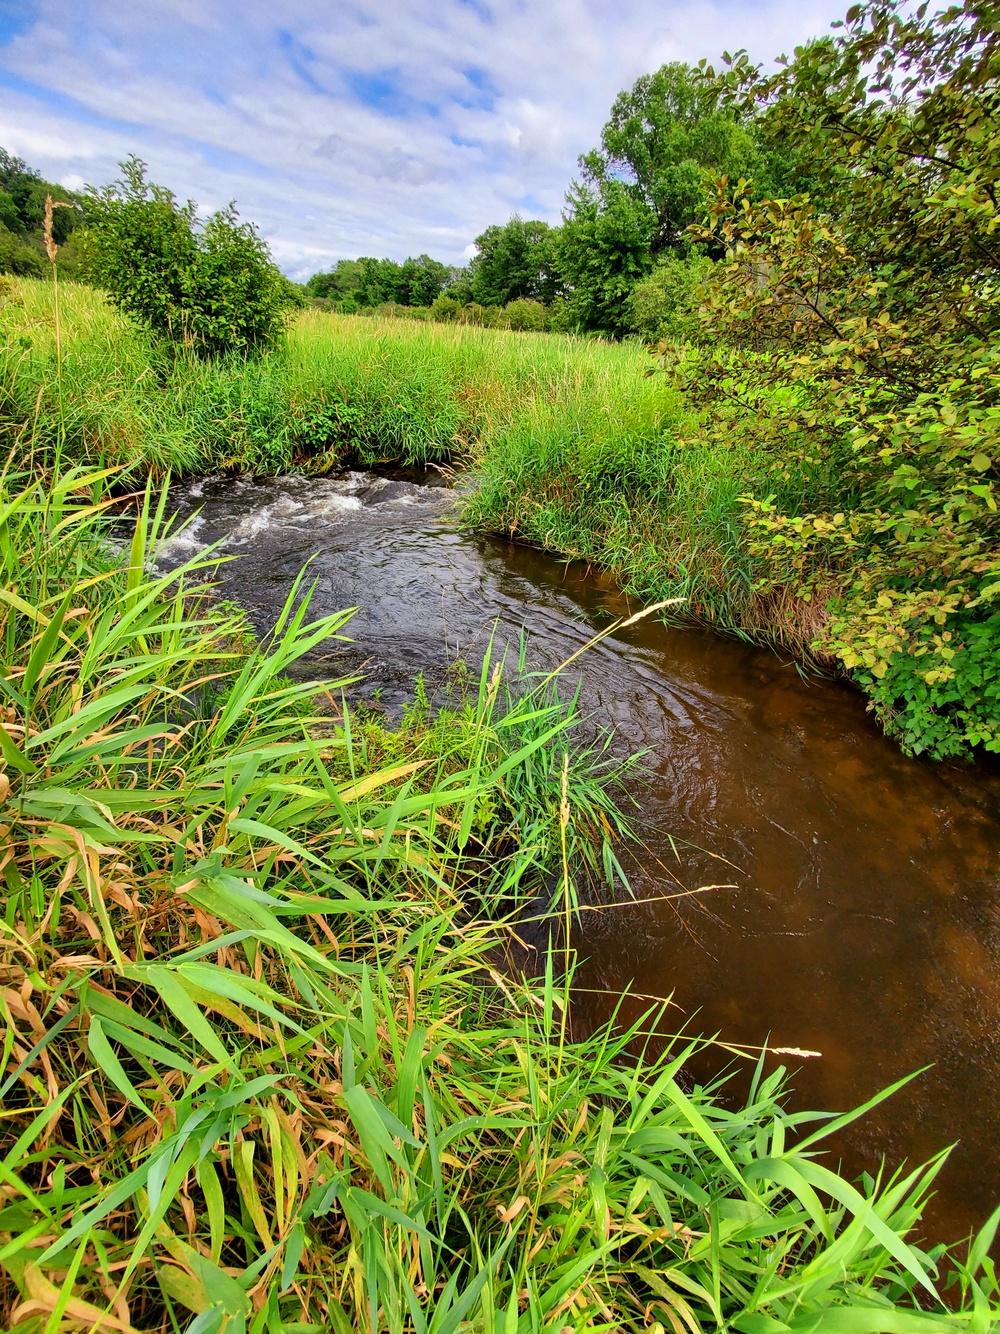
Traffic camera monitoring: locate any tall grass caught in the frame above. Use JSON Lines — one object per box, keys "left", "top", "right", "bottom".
{"left": 0, "top": 279, "right": 671, "bottom": 476}
{"left": 2, "top": 464, "right": 1000, "bottom": 1323}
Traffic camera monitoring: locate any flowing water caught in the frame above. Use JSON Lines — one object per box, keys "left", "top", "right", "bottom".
{"left": 162, "top": 468, "right": 1000, "bottom": 1245}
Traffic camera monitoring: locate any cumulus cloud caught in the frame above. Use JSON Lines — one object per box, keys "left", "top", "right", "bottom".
{"left": 0, "top": 0, "right": 847, "bottom": 277}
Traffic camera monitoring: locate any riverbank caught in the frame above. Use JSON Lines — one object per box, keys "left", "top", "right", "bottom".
{"left": 156, "top": 462, "right": 1000, "bottom": 1252}
{"left": 0, "top": 276, "right": 809, "bottom": 684}
{"left": 7, "top": 460, "right": 996, "bottom": 1327}
{"left": 8, "top": 453, "right": 1000, "bottom": 1328}
{"left": 10, "top": 275, "right": 989, "bottom": 763}
{"left": 3, "top": 275, "right": 766, "bottom": 634}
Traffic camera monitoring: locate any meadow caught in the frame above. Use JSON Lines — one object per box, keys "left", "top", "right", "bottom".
{"left": 2, "top": 275, "right": 1000, "bottom": 1327}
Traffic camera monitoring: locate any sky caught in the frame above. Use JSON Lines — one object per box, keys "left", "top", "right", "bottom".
{"left": 0, "top": 0, "right": 847, "bottom": 280}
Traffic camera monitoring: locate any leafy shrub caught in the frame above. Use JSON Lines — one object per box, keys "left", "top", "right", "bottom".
{"left": 457, "top": 301, "right": 489, "bottom": 324}
{"left": 84, "top": 155, "right": 288, "bottom": 356}
{"left": 0, "top": 224, "right": 43, "bottom": 278}
{"left": 848, "top": 609, "right": 1000, "bottom": 759}
{"left": 504, "top": 296, "right": 549, "bottom": 331}
{"left": 627, "top": 251, "right": 711, "bottom": 341}
{"left": 428, "top": 292, "right": 463, "bottom": 322}
{"left": 359, "top": 301, "right": 429, "bottom": 321}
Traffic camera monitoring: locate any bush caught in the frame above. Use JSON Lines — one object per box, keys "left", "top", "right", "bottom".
{"left": 359, "top": 301, "right": 429, "bottom": 321}
{"left": 457, "top": 301, "right": 488, "bottom": 325}
{"left": 0, "top": 224, "right": 43, "bottom": 278}
{"left": 428, "top": 292, "right": 463, "bottom": 322}
{"left": 504, "top": 296, "right": 549, "bottom": 331}
{"left": 627, "top": 251, "right": 712, "bottom": 341}
{"left": 83, "top": 155, "right": 288, "bottom": 356}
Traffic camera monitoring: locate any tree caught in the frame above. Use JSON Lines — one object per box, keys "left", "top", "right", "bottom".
{"left": 583, "top": 62, "right": 820, "bottom": 257}
{"left": 668, "top": 1, "right": 1000, "bottom": 757}
{"left": 582, "top": 63, "right": 759, "bottom": 256}
{"left": 555, "top": 180, "right": 654, "bottom": 335}
{"left": 400, "top": 254, "right": 450, "bottom": 306}
{"left": 469, "top": 217, "right": 561, "bottom": 306}
{"left": 84, "top": 156, "right": 288, "bottom": 355}
{"left": 0, "top": 146, "right": 84, "bottom": 277}
{"left": 305, "top": 259, "right": 363, "bottom": 303}
{"left": 0, "top": 189, "right": 20, "bottom": 233}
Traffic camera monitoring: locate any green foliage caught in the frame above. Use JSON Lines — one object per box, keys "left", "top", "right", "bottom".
{"left": 503, "top": 296, "right": 549, "bottom": 331}
{"left": 556, "top": 178, "right": 655, "bottom": 336}
{"left": 84, "top": 155, "right": 288, "bottom": 356}
{"left": 427, "top": 291, "right": 463, "bottom": 321}
{"left": 0, "top": 187, "right": 19, "bottom": 232}
{"left": 0, "top": 224, "right": 44, "bottom": 278}
{"left": 469, "top": 216, "right": 561, "bottom": 305}
{"left": 660, "top": 0, "right": 1000, "bottom": 756}
{"left": 2, "top": 461, "right": 998, "bottom": 1330}
{"left": 0, "top": 146, "right": 84, "bottom": 279}
{"left": 0, "top": 278, "right": 659, "bottom": 477}
{"left": 306, "top": 257, "right": 363, "bottom": 302}
{"left": 583, "top": 62, "right": 761, "bottom": 255}
{"left": 308, "top": 254, "right": 453, "bottom": 310}
{"left": 627, "top": 250, "right": 713, "bottom": 340}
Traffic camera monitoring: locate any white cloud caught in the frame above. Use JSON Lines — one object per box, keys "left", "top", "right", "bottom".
{"left": 0, "top": 0, "right": 848, "bottom": 277}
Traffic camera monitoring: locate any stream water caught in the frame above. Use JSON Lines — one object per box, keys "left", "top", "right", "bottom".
{"left": 161, "top": 468, "right": 1000, "bottom": 1245}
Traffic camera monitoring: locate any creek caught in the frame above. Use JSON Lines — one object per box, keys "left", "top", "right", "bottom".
{"left": 161, "top": 467, "right": 1000, "bottom": 1245}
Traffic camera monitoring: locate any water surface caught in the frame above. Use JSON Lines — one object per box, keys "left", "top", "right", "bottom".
{"left": 163, "top": 470, "right": 1000, "bottom": 1244}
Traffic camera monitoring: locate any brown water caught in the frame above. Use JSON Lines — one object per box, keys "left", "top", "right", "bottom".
{"left": 162, "top": 469, "right": 1000, "bottom": 1245}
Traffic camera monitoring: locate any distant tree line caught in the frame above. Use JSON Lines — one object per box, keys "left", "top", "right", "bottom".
{"left": 302, "top": 62, "right": 815, "bottom": 338}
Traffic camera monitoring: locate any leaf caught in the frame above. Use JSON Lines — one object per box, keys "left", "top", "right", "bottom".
{"left": 140, "top": 966, "right": 240, "bottom": 1072}
{"left": 87, "top": 1016, "right": 152, "bottom": 1118}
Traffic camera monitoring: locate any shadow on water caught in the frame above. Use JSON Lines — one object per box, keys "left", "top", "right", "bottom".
{"left": 162, "top": 468, "right": 1000, "bottom": 1246}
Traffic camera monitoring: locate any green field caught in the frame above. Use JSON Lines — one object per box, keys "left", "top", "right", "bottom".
{"left": 0, "top": 278, "right": 669, "bottom": 471}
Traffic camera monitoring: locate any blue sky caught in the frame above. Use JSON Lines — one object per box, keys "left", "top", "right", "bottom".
{"left": 0, "top": 0, "right": 846, "bottom": 279}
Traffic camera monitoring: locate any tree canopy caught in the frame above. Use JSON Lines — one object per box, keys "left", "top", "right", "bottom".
{"left": 0, "top": 147, "right": 83, "bottom": 279}
{"left": 581, "top": 62, "right": 759, "bottom": 256}
{"left": 469, "top": 217, "right": 561, "bottom": 306}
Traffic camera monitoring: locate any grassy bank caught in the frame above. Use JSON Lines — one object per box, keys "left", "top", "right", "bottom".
{"left": 2, "top": 274, "right": 994, "bottom": 758}
{"left": 3, "top": 454, "right": 999, "bottom": 1330}
{"left": 0, "top": 277, "right": 672, "bottom": 478}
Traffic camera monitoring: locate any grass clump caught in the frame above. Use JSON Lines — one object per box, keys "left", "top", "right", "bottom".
{"left": 2, "top": 459, "right": 999, "bottom": 1331}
